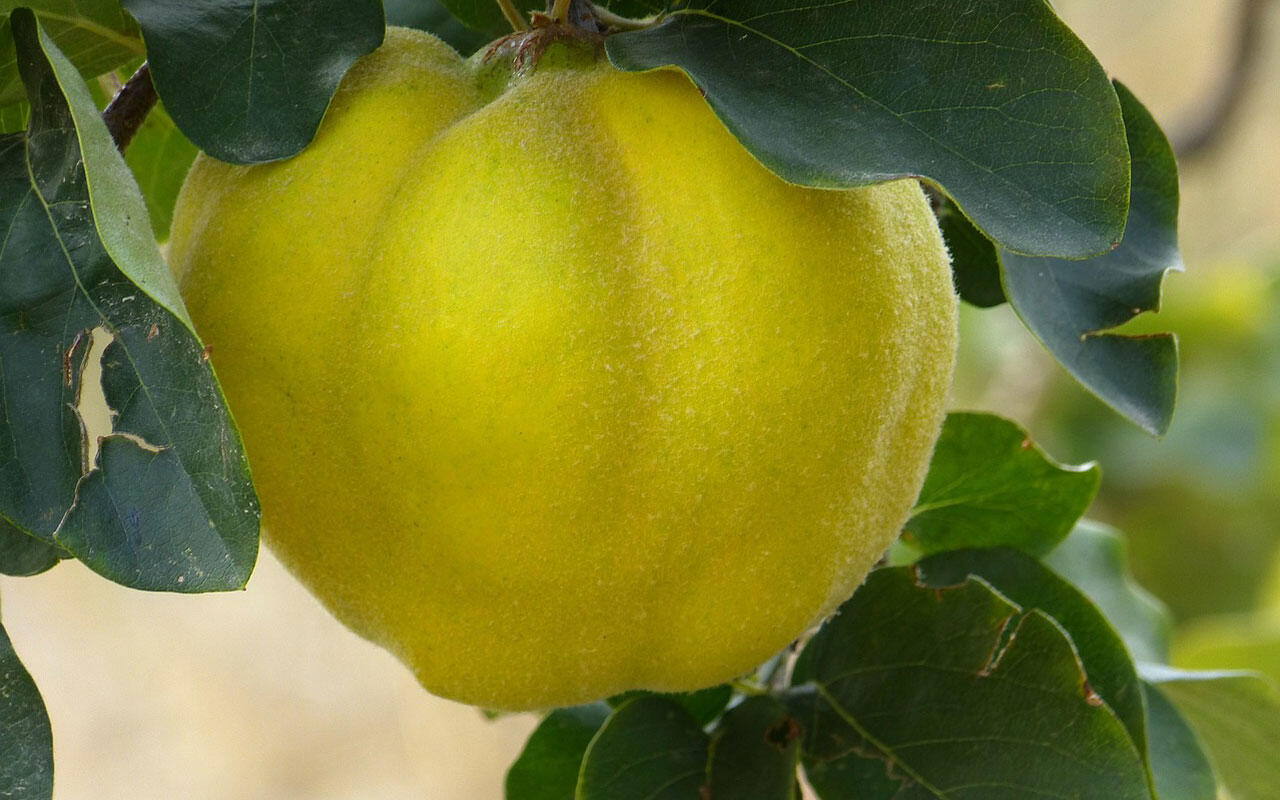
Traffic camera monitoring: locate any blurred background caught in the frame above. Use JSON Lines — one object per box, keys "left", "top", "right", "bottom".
{"left": 1, "top": 0, "right": 1278, "bottom": 797}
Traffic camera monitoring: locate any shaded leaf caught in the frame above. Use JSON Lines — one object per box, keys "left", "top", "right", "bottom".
{"left": 905, "top": 412, "right": 1100, "bottom": 556}
{"left": 1045, "top": 521, "right": 1172, "bottom": 664}
{"left": 707, "top": 695, "right": 800, "bottom": 800}
{"left": 606, "top": 684, "right": 733, "bottom": 727}
{"left": 121, "top": 0, "right": 385, "bottom": 164}
{"left": 506, "top": 703, "right": 610, "bottom": 800}
{"left": 607, "top": 0, "right": 1130, "bottom": 259}
{"left": 933, "top": 193, "right": 1004, "bottom": 308}
{"left": 0, "top": 616, "right": 52, "bottom": 800}
{"left": 0, "top": 2, "right": 143, "bottom": 107}
{"left": 792, "top": 568, "right": 1149, "bottom": 800}
{"left": 384, "top": 0, "right": 490, "bottom": 56}
{"left": 0, "top": 10, "right": 258, "bottom": 592}
{"left": 1003, "top": 82, "right": 1182, "bottom": 435}
{"left": 1141, "top": 682, "right": 1216, "bottom": 800}
{"left": 1143, "top": 666, "right": 1280, "bottom": 800}
{"left": 576, "top": 695, "right": 709, "bottom": 800}
{"left": 915, "top": 548, "right": 1150, "bottom": 771}
{"left": 0, "top": 518, "right": 63, "bottom": 577}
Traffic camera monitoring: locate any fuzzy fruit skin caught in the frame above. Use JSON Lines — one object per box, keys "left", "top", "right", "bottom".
{"left": 169, "top": 28, "right": 958, "bottom": 710}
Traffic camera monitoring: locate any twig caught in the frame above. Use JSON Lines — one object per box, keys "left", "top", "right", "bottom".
{"left": 101, "top": 62, "right": 157, "bottom": 152}
{"left": 1173, "top": 0, "right": 1275, "bottom": 162}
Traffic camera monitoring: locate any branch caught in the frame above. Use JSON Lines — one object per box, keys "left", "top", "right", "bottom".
{"left": 1173, "top": 0, "right": 1275, "bottom": 162}
{"left": 101, "top": 62, "right": 157, "bottom": 152}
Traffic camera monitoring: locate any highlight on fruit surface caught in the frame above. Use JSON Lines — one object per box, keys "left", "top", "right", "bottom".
{"left": 167, "top": 26, "right": 959, "bottom": 710}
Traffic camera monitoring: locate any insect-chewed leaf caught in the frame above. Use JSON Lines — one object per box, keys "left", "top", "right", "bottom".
{"left": 706, "top": 695, "right": 801, "bottom": 799}
{"left": 607, "top": 0, "right": 1130, "bottom": 260}
{"left": 790, "top": 567, "right": 1150, "bottom": 800}
{"left": 1002, "top": 82, "right": 1182, "bottom": 436}
{"left": 0, "top": 10, "right": 258, "bottom": 592}
{"left": 915, "top": 548, "right": 1150, "bottom": 772}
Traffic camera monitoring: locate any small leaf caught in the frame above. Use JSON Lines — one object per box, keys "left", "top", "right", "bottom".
{"left": 576, "top": 695, "right": 709, "bottom": 800}
{"left": 1002, "top": 82, "right": 1182, "bottom": 436}
{"left": 0, "top": 519, "right": 64, "bottom": 577}
{"left": 791, "top": 568, "right": 1150, "bottom": 800}
{"left": 606, "top": 684, "right": 733, "bottom": 727}
{"left": 1143, "top": 666, "right": 1280, "bottom": 800}
{"left": 0, "top": 616, "right": 53, "bottom": 800}
{"left": 1141, "top": 682, "right": 1216, "bottom": 800}
{"left": 0, "top": 2, "right": 143, "bottom": 107}
{"left": 1045, "top": 521, "right": 1172, "bottom": 664}
{"left": 905, "top": 412, "right": 1100, "bottom": 556}
{"left": 706, "top": 695, "right": 800, "bottom": 800}
{"left": 933, "top": 194, "right": 1004, "bottom": 308}
{"left": 915, "top": 548, "right": 1150, "bottom": 772}
{"left": 607, "top": 0, "right": 1130, "bottom": 259}
{"left": 0, "top": 10, "right": 258, "bottom": 592}
{"left": 506, "top": 703, "right": 610, "bottom": 800}
{"left": 121, "top": 0, "right": 385, "bottom": 164}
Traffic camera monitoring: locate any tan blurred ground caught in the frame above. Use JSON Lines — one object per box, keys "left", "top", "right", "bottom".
{"left": 2, "top": 1, "right": 1278, "bottom": 798}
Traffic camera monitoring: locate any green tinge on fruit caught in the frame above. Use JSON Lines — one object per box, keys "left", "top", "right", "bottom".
{"left": 168, "top": 28, "right": 958, "bottom": 710}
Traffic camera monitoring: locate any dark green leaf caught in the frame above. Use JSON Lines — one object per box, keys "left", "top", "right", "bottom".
{"left": 606, "top": 0, "right": 1130, "bottom": 259}
{"left": 434, "top": 0, "right": 664, "bottom": 39}
{"left": 706, "top": 695, "right": 800, "bottom": 800}
{"left": 121, "top": 0, "right": 385, "bottom": 164}
{"left": 905, "top": 412, "right": 1100, "bottom": 556}
{"left": 0, "top": 518, "right": 63, "bottom": 577}
{"left": 577, "top": 695, "right": 709, "bottom": 800}
{"left": 1045, "top": 521, "right": 1172, "bottom": 664}
{"left": 933, "top": 194, "right": 1004, "bottom": 308}
{"left": 915, "top": 548, "right": 1150, "bottom": 770}
{"left": 506, "top": 703, "right": 610, "bottom": 800}
{"left": 1002, "top": 82, "right": 1182, "bottom": 436}
{"left": 0, "top": 616, "right": 53, "bottom": 800}
{"left": 1143, "top": 666, "right": 1280, "bottom": 800}
{"left": 792, "top": 568, "right": 1149, "bottom": 800}
{"left": 384, "top": 0, "right": 491, "bottom": 56}
{"left": 121, "top": 100, "right": 196, "bottom": 241}
{"left": 0, "top": 9, "right": 258, "bottom": 592}
{"left": 0, "top": 2, "right": 143, "bottom": 107}
{"left": 1141, "top": 682, "right": 1216, "bottom": 800}
{"left": 606, "top": 684, "right": 733, "bottom": 727}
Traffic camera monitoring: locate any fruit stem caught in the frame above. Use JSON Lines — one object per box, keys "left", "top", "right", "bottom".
{"left": 495, "top": 0, "right": 530, "bottom": 31}
{"left": 550, "top": 0, "right": 573, "bottom": 24}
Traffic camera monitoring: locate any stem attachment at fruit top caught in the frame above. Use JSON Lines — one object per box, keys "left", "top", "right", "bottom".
{"left": 101, "top": 62, "right": 157, "bottom": 152}
{"left": 495, "top": 0, "right": 530, "bottom": 31}
{"left": 549, "top": 0, "right": 573, "bottom": 24}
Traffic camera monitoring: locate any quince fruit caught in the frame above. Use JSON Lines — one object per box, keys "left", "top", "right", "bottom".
{"left": 168, "top": 28, "right": 958, "bottom": 710}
